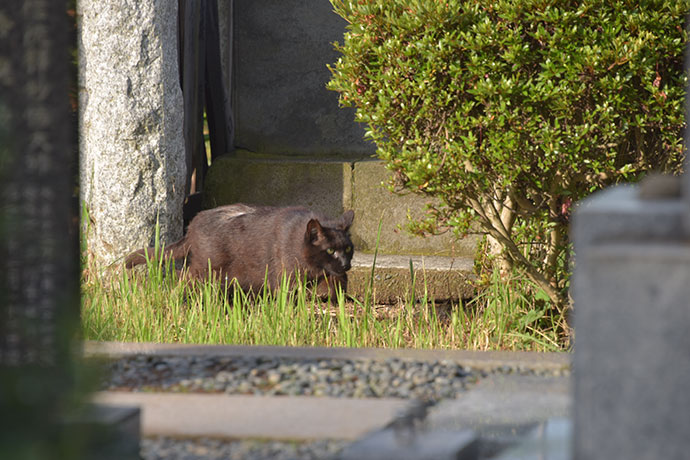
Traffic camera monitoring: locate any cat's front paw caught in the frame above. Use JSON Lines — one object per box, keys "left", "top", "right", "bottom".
{"left": 315, "top": 273, "right": 348, "bottom": 301}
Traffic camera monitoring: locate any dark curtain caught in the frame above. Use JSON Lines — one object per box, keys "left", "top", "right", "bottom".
{"left": 178, "top": 0, "right": 234, "bottom": 221}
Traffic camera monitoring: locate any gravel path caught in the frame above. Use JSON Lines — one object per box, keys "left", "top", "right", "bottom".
{"left": 102, "top": 355, "right": 476, "bottom": 402}
{"left": 142, "top": 437, "right": 349, "bottom": 460}
{"left": 98, "top": 353, "right": 569, "bottom": 459}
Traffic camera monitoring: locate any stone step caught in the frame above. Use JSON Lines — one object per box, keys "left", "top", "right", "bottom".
{"left": 348, "top": 253, "right": 475, "bottom": 303}
{"left": 66, "top": 404, "right": 141, "bottom": 460}
{"left": 203, "top": 151, "right": 478, "bottom": 259}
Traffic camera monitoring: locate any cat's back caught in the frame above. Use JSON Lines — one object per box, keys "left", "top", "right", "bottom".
{"left": 247, "top": 205, "right": 316, "bottom": 239}
{"left": 188, "top": 204, "right": 316, "bottom": 248}
{"left": 198, "top": 204, "right": 313, "bottom": 229}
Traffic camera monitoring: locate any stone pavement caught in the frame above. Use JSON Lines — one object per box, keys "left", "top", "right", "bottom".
{"left": 94, "top": 392, "right": 409, "bottom": 441}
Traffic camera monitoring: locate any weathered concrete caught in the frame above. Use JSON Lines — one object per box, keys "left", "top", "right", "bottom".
{"left": 233, "top": 0, "right": 373, "bottom": 157}
{"left": 341, "top": 373, "right": 571, "bottom": 460}
{"left": 427, "top": 374, "right": 571, "bottom": 431}
{"left": 350, "top": 160, "right": 478, "bottom": 257}
{"left": 204, "top": 152, "right": 477, "bottom": 260}
{"left": 492, "top": 418, "right": 572, "bottom": 460}
{"left": 572, "top": 242, "right": 690, "bottom": 460}
{"left": 203, "top": 151, "right": 353, "bottom": 218}
{"left": 348, "top": 253, "right": 475, "bottom": 302}
{"left": 341, "top": 429, "right": 479, "bottom": 460}
{"left": 79, "top": 0, "right": 186, "bottom": 265}
{"left": 87, "top": 342, "right": 570, "bottom": 451}
{"left": 84, "top": 341, "right": 571, "bottom": 373}
{"left": 73, "top": 404, "right": 141, "bottom": 460}
{"left": 571, "top": 185, "right": 684, "bottom": 261}
{"left": 572, "top": 180, "right": 690, "bottom": 460}
{"left": 93, "top": 392, "right": 408, "bottom": 441}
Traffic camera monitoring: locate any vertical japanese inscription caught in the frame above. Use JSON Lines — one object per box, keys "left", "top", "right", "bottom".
{"left": 0, "top": 1, "right": 80, "bottom": 449}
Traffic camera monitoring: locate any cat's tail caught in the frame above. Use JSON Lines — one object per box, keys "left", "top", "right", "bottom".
{"left": 125, "top": 237, "right": 191, "bottom": 268}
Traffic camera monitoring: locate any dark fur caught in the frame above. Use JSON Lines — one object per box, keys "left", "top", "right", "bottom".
{"left": 126, "top": 204, "right": 355, "bottom": 296}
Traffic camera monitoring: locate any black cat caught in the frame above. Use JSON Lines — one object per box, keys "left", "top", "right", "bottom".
{"left": 126, "top": 204, "right": 355, "bottom": 296}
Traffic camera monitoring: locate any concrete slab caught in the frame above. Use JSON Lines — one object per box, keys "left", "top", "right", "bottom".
{"left": 88, "top": 343, "right": 570, "bottom": 452}
{"left": 203, "top": 153, "right": 477, "bottom": 260}
{"left": 427, "top": 373, "right": 571, "bottom": 431}
{"left": 491, "top": 418, "right": 572, "bottom": 460}
{"left": 84, "top": 342, "right": 571, "bottom": 373}
{"left": 349, "top": 253, "right": 475, "bottom": 302}
{"left": 339, "top": 374, "right": 571, "bottom": 460}
{"left": 93, "top": 392, "right": 409, "bottom": 441}
{"left": 341, "top": 428, "right": 479, "bottom": 460}
{"left": 350, "top": 159, "right": 477, "bottom": 257}
{"left": 202, "top": 151, "right": 353, "bottom": 217}
{"left": 68, "top": 404, "right": 141, "bottom": 460}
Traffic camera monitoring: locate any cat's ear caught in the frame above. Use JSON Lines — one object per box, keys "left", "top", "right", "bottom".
{"left": 338, "top": 210, "right": 354, "bottom": 230}
{"left": 306, "top": 218, "right": 324, "bottom": 243}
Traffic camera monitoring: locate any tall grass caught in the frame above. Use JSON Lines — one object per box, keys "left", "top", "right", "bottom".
{"left": 81, "top": 251, "right": 569, "bottom": 351}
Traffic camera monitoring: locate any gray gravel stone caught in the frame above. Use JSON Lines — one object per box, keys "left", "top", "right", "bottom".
{"left": 141, "top": 437, "right": 348, "bottom": 460}
{"left": 102, "top": 355, "right": 477, "bottom": 402}
{"left": 103, "top": 354, "right": 568, "bottom": 402}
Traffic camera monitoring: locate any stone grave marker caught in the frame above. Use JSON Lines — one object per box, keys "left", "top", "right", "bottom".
{"left": 1, "top": 1, "right": 84, "bottom": 456}
{"left": 1, "top": 2, "right": 140, "bottom": 458}
{"left": 232, "top": 0, "right": 374, "bottom": 157}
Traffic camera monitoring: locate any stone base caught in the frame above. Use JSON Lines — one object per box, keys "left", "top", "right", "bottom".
{"left": 348, "top": 254, "right": 474, "bottom": 303}
{"left": 203, "top": 151, "right": 477, "bottom": 258}
{"left": 573, "top": 242, "right": 690, "bottom": 460}
{"left": 94, "top": 392, "right": 407, "bottom": 441}
{"left": 341, "top": 429, "right": 479, "bottom": 460}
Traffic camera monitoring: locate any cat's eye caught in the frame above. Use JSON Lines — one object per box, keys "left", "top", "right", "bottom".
{"left": 345, "top": 246, "right": 352, "bottom": 254}
{"left": 326, "top": 248, "right": 335, "bottom": 255}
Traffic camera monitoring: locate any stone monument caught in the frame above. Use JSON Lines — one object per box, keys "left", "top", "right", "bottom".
{"left": 79, "top": 0, "right": 186, "bottom": 265}
{"left": 0, "top": 1, "right": 84, "bottom": 456}
{"left": 232, "top": 0, "right": 372, "bottom": 157}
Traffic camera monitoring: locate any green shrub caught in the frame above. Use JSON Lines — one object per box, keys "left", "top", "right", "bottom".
{"left": 328, "top": 0, "right": 688, "bottom": 309}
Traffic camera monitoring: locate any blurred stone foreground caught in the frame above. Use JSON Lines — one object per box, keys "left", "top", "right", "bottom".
{"left": 0, "top": 1, "right": 103, "bottom": 458}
